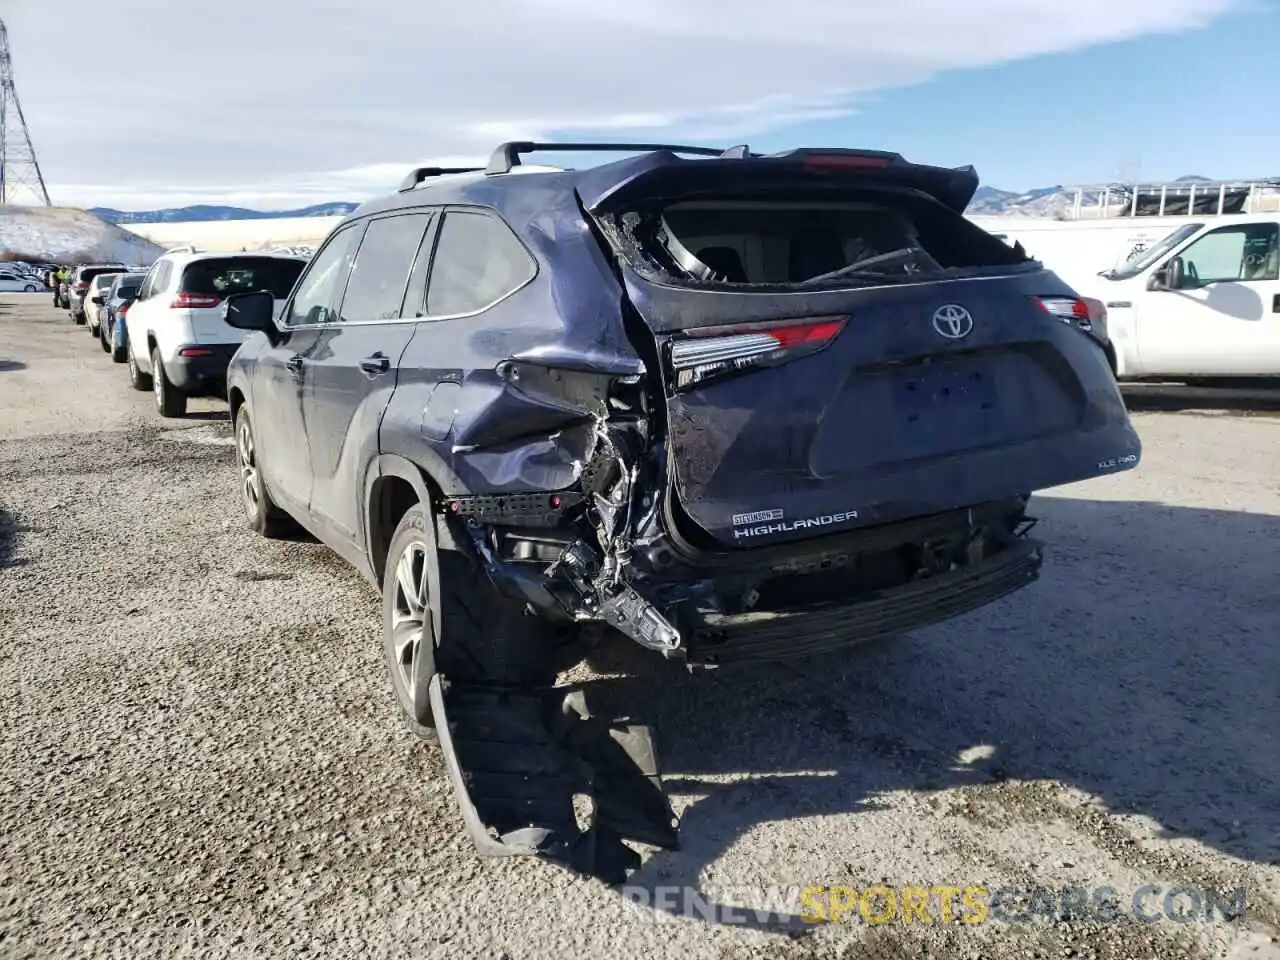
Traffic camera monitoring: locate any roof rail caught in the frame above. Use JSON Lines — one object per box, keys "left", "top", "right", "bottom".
{"left": 397, "top": 166, "right": 486, "bottom": 192}
{"left": 164, "top": 244, "right": 198, "bottom": 255}
{"left": 484, "top": 141, "right": 739, "bottom": 175}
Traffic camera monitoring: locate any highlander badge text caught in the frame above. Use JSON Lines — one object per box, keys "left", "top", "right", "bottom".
{"left": 733, "top": 510, "right": 859, "bottom": 540}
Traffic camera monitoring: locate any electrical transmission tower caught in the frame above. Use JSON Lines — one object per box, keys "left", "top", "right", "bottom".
{"left": 0, "top": 17, "right": 51, "bottom": 205}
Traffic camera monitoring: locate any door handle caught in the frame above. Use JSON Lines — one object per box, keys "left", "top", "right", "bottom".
{"left": 286, "top": 355, "right": 305, "bottom": 375}
{"left": 360, "top": 353, "right": 391, "bottom": 376}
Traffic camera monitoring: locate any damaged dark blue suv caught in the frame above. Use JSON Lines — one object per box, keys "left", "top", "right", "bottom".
{"left": 223, "top": 141, "right": 1141, "bottom": 883}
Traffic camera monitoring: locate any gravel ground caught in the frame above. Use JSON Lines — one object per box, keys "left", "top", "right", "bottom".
{"left": 1, "top": 292, "right": 1278, "bottom": 960}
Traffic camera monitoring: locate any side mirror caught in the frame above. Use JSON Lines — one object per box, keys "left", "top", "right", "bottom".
{"left": 1165, "top": 257, "right": 1186, "bottom": 289}
{"left": 91, "top": 295, "right": 105, "bottom": 305}
{"left": 223, "top": 290, "right": 279, "bottom": 343}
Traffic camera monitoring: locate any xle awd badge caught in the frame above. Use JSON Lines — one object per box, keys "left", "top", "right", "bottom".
{"left": 932, "top": 304, "right": 974, "bottom": 339}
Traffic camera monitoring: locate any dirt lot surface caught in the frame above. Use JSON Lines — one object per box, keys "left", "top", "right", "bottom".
{"left": 2, "top": 293, "right": 1277, "bottom": 959}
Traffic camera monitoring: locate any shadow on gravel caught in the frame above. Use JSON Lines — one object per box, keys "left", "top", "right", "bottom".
{"left": 0, "top": 509, "right": 27, "bottom": 569}
{"left": 0, "top": 359, "right": 26, "bottom": 373}
{"left": 555, "top": 497, "right": 1280, "bottom": 931}
{"left": 180, "top": 410, "right": 230, "bottom": 422}
{"left": 1123, "top": 383, "right": 1280, "bottom": 416}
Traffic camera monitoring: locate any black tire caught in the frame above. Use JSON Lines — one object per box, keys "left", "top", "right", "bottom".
{"left": 127, "top": 345, "right": 152, "bottom": 391}
{"left": 73, "top": 309, "right": 85, "bottom": 325}
{"left": 151, "top": 346, "right": 187, "bottom": 417}
{"left": 98, "top": 320, "right": 111, "bottom": 353}
{"left": 111, "top": 338, "right": 127, "bottom": 363}
{"left": 234, "top": 406, "right": 292, "bottom": 538}
{"left": 23, "top": 284, "right": 37, "bottom": 294}
{"left": 381, "top": 502, "right": 556, "bottom": 738}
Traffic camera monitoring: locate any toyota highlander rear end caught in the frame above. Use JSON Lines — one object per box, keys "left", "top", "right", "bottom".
{"left": 508, "top": 146, "right": 1142, "bottom": 665}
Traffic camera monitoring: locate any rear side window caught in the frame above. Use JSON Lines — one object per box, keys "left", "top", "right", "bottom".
{"left": 146, "top": 262, "right": 173, "bottom": 296}
{"left": 180, "top": 257, "right": 306, "bottom": 299}
{"left": 116, "top": 284, "right": 140, "bottom": 299}
{"left": 425, "top": 211, "right": 535, "bottom": 316}
{"left": 339, "top": 214, "right": 433, "bottom": 322}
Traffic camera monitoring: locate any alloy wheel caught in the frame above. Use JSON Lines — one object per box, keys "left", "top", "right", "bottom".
{"left": 390, "top": 541, "right": 431, "bottom": 709}
{"left": 236, "top": 417, "right": 261, "bottom": 519}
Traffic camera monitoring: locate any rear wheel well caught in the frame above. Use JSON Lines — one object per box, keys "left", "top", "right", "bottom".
{"left": 1104, "top": 341, "right": 1118, "bottom": 377}
{"left": 368, "top": 473, "right": 437, "bottom": 586}
{"left": 227, "top": 386, "right": 245, "bottom": 422}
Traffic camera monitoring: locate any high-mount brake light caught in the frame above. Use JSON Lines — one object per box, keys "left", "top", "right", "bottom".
{"left": 669, "top": 317, "right": 846, "bottom": 390}
{"left": 1031, "top": 296, "right": 1097, "bottom": 331}
{"left": 804, "top": 154, "right": 891, "bottom": 171}
{"left": 171, "top": 292, "right": 222, "bottom": 309}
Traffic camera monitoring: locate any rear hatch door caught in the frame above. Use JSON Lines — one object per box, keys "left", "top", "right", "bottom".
{"left": 582, "top": 154, "right": 1137, "bottom": 549}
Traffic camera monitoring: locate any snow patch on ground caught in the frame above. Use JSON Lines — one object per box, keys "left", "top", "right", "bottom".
{"left": 0, "top": 205, "right": 167, "bottom": 265}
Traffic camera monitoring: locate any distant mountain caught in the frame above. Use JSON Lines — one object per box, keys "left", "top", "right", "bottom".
{"left": 89, "top": 202, "right": 360, "bottom": 225}
{"left": 83, "top": 172, "right": 1261, "bottom": 225}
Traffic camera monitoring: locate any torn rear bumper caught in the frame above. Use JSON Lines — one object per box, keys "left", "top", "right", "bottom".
{"left": 684, "top": 536, "right": 1043, "bottom": 665}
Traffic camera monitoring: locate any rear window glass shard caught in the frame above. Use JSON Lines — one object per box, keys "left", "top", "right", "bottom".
{"left": 181, "top": 257, "right": 306, "bottom": 299}
{"left": 339, "top": 213, "right": 433, "bottom": 322}
{"left": 425, "top": 211, "right": 535, "bottom": 317}
{"left": 598, "top": 192, "right": 1027, "bottom": 288}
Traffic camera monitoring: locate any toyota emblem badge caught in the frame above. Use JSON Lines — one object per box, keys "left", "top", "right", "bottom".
{"left": 932, "top": 304, "right": 974, "bottom": 339}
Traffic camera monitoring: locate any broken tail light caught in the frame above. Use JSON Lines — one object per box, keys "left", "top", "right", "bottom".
{"left": 669, "top": 316, "right": 847, "bottom": 390}
{"left": 171, "top": 292, "right": 222, "bottom": 309}
{"left": 1031, "top": 296, "right": 1097, "bottom": 332}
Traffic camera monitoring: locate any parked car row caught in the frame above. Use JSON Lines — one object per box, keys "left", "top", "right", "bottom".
{"left": 63, "top": 248, "right": 308, "bottom": 417}
{"left": 58, "top": 141, "right": 1142, "bottom": 883}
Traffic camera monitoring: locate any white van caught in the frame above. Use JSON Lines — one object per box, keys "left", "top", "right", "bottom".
{"left": 1075, "top": 213, "right": 1280, "bottom": 379}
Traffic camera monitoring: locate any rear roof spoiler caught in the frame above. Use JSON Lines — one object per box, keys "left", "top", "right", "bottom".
{"left": 570, "top": 146, "right": 981, "bottom": 214}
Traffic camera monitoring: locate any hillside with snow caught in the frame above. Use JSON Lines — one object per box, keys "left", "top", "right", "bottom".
{"left": 0, "top": 206, "right": 166, "bottom": 265}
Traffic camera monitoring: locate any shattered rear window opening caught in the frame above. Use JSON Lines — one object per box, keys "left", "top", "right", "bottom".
{"left": 602, "top": 194, "right": 1030, "bottom": 288}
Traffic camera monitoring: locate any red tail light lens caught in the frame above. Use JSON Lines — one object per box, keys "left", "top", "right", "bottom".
{"left": 177, "top": 347, "right": 214, "bottom": 358}
{"left": 669, "top": 316, "right": 847, "bottom": 390}
{"left": 118, "top": 302, "right": 131, "bottom": 315}
{"left": 1031, "top": 296, "right": 1096, "bottom": 331}
{"left": 170, "top": 292, "right": 222, "bottom": 309}
{"left": 73, "top": 283, "right": 89, "bottom": 294}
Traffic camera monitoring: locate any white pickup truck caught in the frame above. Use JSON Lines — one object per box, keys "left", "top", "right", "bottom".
{"left": 1074, "top": 213, "right": 1280, "bottom": 379}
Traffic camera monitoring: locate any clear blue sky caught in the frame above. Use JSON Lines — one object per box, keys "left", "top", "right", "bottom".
{"left": 553, "top": 3, "right": 1279, "bottom": 193}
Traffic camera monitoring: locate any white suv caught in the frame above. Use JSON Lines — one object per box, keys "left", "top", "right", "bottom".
{"left": 125, "top": 249, "right": 307, "bottom": 416}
